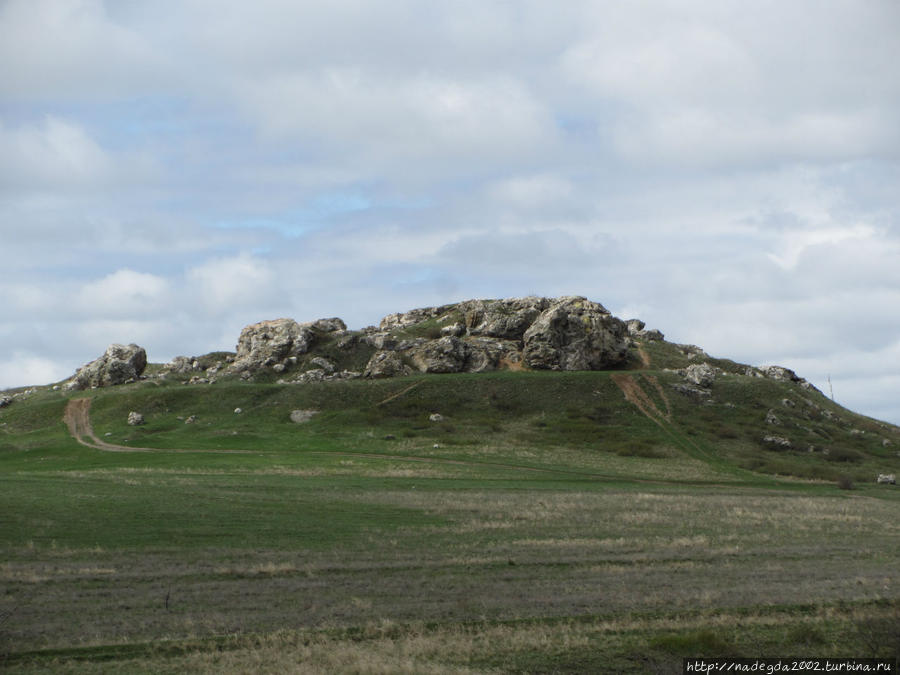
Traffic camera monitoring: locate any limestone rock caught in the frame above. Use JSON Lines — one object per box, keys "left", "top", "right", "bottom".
{"left": 762, "top": 365, "right": 800, "bottom": 381}
{"left": 464, "top": 338, "right": 522, "bottom": 373}
{"left": 232, "top": 318, "right": 316, "bottom": 372}
{"left": 67, "top": 344, "right": 147, "bottom": 391}
{"left": 876, "top": 474, "right": 896, "bottom": 485}
{"left": 440, "top": 323, "right": 465, "bottom": 337}
{"left": 678, "top": 344, "right": 707, "bottom": 360}
{"left": 309, "top": 357, "right": 335, "bottom": 373}
{"left": 364, "top": 350, "right": 412, "bottom": 378}
{"left": 184, "top": 415, "right": 197, "bottom": 424}
{"left": 626, "top": 319, "right": 664, "bottom": 341}
{"left": 0, "top": 395, "right": 11, "bottom": 408}
{"left": 312, "top": 318, "right": 347, "bottom": 333}
{"left": 672, "top": 383, "right": 712, "bottom": 398}
{"left": 166, "top": 356, "right": 194, "bottom": 374}
{"left": 429, "top": 413, "right": 444, "bottom": 422}
{"left": 231, "top": 317, "right": 345, "bottom": 374}
{"left": 522, "top": 297, "right": 628, "bottom": 371}
{"left": 380, "top": 304, "right": 456, "bottom": 331}
{"left": 127, "top": 411, "right": 145, "bottom": 426}
{"left": 684, "top": 363, "right": 716, "bottom": 388}
{"left": 626, "top": 319, "right": 645, "bottom": 335}
{"left": 407, "top": 336, "right": 468, "bottom": 373}
{"left": 462, "top": 297, "right": 549, "bottom": 339}
{"left": 290, "top": 409, "right": 318, "bottom": 424}
{"left": 763, "top": 435, "right": 792, "bottom": 449}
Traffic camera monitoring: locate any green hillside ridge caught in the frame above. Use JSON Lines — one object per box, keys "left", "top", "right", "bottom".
{"left": 1, "top": 297, "right": 899, "bottom": 672}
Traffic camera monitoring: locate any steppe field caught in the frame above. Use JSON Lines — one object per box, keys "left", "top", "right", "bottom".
{"left": 2, "top": 369, "right": 898, "bottom": 673}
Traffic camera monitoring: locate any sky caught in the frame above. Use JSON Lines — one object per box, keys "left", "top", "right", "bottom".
{"left": 1, "top": 0, "right": 899, "bottom": 424}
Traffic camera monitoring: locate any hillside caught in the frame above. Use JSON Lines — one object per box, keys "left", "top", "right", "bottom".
{"left": 1, "top": 296, "right": 899, "bottom": 672}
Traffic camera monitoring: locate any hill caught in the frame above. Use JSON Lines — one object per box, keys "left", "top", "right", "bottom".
{"left": 1, "top": 296, "right": 898, "bottom": 672}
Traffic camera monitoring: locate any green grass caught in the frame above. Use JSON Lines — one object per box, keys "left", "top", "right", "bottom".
{"left": 1, "top": 367, "right": 899, "bottom": 672}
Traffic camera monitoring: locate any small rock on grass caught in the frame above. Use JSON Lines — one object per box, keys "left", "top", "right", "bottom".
{"left": 290, "top": 410, "right": 319, "bottom": 424}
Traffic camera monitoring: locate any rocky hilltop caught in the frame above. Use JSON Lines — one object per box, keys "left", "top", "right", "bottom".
{"left": 226, "top": 295, "right": 649, "bottom": 382}
{"left": 59, "top": 296, "right": 658, "bottom": 389}
{"left": 60, "top": 295, "right": 814, "bottom": 392}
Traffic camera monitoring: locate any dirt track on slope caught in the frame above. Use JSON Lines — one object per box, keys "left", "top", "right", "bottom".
{"left": 610, "top": 374, "right": 670, "bottom": 426}
{"left": 64, "top": 398, "right": 151, "bottom": 452}
{"left": 63, "top": 398, "right": 248, "bottom": 454}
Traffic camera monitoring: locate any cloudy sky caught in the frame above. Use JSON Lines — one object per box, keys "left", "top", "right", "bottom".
{"left": 2, "top": 0, "right": 899, "bottom": 423}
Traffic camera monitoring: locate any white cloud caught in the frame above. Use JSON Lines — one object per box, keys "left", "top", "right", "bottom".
{"left": 562, "top": 1, "right": 900, "bottom": 167}
{"left": 73, "top": 319, "right": 174, "bottom": 355}
{"left": 767, "top": 223, "right": 877, "bottom": 270}
{"left": 487, "top": 174, "right": 574, "bottom": 209}
{"left": 75, "top": 269, "right": 172, "bottom": 317}
{"left": 186, "top": 254, "right": 277, "bottom": 315}
{"left": 0, "top": 116, "right": 112, "bottom": 189}
{"left": 0, "top": 0, "right": 165, "bottom": 99}
{"left": 235, "top": 70, "right": 553, "bottom": 176}
{"left": 0, "top": 353, "right": 69, "bottom": 388}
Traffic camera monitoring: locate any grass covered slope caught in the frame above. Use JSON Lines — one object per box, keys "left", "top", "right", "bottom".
{"left": 1, "top": 352, "right": 899, "bottom": 672}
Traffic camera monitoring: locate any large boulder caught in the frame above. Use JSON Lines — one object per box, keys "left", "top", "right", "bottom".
{"left": 522, "top": 297, "right": 629, "bottom": 370}
{"left": 762, "top": 365, "right": 801, "bottom": 382}
{"left": 464, "top": 337, "right": 522, "bottom": 372}
{"left": 231, "top": 317, "right": 346, "bottom": 373}
{"left": 461, "top": 297, "right": 550, "bottom": 339}
{"left": 684, "top": 363, "right": 716, "bottom": 388}
{"left": 626, "top": 318, "right": 664, "bottom": 341}
{"left": 363, "top": 350, "right": 412, "bottom": 378}
{"left": 406, "top": 336, "right": 468, "bottom": 373}
{"left": 67, "top": 343, "right": 147, "bottom": 390}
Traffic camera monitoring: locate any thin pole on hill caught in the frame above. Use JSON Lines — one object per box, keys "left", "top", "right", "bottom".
{"left": 827, "top": 374, "right": 834, "bottom": 402}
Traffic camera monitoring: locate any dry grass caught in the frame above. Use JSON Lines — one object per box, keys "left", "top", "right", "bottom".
{"left": 15, "top": 605, "right": 893, "bottom": 674}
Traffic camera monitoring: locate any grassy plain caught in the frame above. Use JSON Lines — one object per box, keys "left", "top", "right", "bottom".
{"left": 1, "top": 368, "right": 899, "bottom": 673}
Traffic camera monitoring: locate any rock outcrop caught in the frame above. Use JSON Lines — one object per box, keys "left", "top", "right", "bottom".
{"left": 230, "top": 317, "right": 346, "bottom": 374}
{"left": 683, "top": 363, "right": 716, "bottom": 388}
{"left": 361, "top": 296, "right": 630, "bottom": 377}
{"left": 522, "top": 297, "right": 628, "bottom": 371}
{"left": 626, "top": 319, "right": 664, "bottom": 341}
{"left": 363, "top": 350, "right": 411, "bottom": 378}
{"left": 66, "top": 344, "right": 147, "bottom": 390}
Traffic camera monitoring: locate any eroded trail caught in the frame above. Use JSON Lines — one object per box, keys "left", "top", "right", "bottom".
{"left": 63, "top": 398, "right": 247, "bottom": 454}
{"left": 610, "top": 374, "right": 670, "bottom": 426}
{"left": 65, "top": 398, "right": 149, "bottom": 452}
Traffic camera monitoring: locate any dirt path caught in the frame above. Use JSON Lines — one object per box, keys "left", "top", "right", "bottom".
{"left": 64, "top": 398, "right": 151, "bottom": 452}
{"left": 610, "top": 374, "right": 669, "bottom": 426}
{"left": 636, "top": 345, "right": 651, "bottom": 368}
{"left": 642, "top": 374, "right": 672, "bottom": 420}
{"left": 63, "top": 398, "right": 248, "bottom": 454}
{"left": 375, "top": 382, "right": 421, "bottom": 407}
